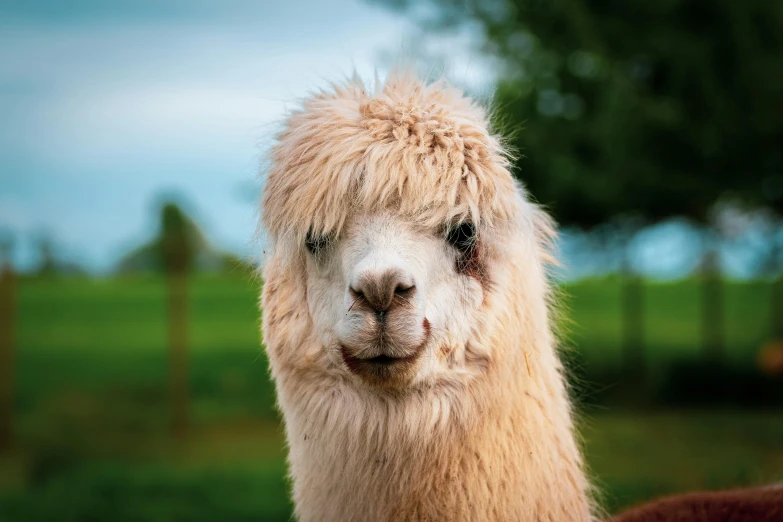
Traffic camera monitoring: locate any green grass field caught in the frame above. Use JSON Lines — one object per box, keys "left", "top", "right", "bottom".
{"left": 563, "top": 277, "right": 774, "bottom": 365}
{"left": 1, "top": 275, "right": 781, "bottom": 520}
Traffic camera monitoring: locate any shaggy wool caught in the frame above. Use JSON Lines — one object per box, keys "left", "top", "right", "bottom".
{"left": 260, "top": 71, "right": 594, "bottom": 522}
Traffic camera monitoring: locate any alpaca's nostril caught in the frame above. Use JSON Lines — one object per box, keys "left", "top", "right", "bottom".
{"left": 351, "top": 268, "right": 415, "bottom": 313}
{"left": 394, "top": 284, "right": 415, "bottom": 296}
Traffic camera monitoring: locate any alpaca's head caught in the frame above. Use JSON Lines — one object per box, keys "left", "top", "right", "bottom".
{"left": 298, "top": 210, "right": 494, "bottom": 389}
{"left": 262, "top": 73, "right": 553, "bottom": 392}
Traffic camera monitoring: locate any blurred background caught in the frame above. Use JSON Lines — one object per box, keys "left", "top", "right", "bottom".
{"left": 1, "top": 0, "right": 782, "bottom": 520}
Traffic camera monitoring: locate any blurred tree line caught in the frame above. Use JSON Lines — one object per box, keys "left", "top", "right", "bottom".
{"left": 377, "top": 0, "right": 783, "bottom": 372}
{"left": 117, "top": 203, "right": 247, "bottom": 275}
{"left": 9, "top": 202, "right": 249, "bottom": 278}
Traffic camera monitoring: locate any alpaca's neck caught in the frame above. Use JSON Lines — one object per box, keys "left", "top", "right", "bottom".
{"left": 281, "top": 335, "right": 592, "bottom": 522}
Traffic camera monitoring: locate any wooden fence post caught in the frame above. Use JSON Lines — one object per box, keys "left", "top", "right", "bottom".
{"left": 0, "top": 241, "right": 16, "bottom": 453}
{"left": 769, "top": 231, "right": 783, "bottom": 339}
{"left": 701, "top": 242, "right": 724, "bottom": 363}
{"left": 167, "top": 269, "right": 189, "bottom": 439}
{"left": 620, "top": 229, "right": 645, "bottom": 380}
{"left": 621, "top": 252, "right": 645, "bottom": 377}
{"left": 161, "top": 203, "right": 195, "bottom": 439}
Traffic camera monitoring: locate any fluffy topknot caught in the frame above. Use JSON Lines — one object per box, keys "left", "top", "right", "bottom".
{"left": 262, "top": 72, "right": 518, "bottom": 248}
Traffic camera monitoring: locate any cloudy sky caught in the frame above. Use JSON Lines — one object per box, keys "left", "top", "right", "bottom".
{"left": 1, "top": 0, "right": 493, "bottom": 271}
{"left": 0, "top": 1, "right": 766, "bottom": 279}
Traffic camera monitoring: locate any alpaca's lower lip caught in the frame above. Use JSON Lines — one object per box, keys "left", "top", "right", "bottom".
{"left": 340, "top": 348, "right": 416, "bottom": 368}
{"left": 339, "top": 346, "right": 421, "bottom": 380}
{"left": 364, "top": 354, "right": 406, "bottom": 365}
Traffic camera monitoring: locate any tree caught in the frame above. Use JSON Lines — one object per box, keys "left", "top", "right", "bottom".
{"left": 35, "top": 235, "right": 58, "bottom": 276}
{"left": 375, "top": 0, "right": 783, "bottom": 365}
{"left": 115, "top": 203, "right": 237, "bottom": 275}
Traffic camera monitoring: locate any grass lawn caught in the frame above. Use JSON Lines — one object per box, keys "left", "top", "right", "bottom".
{"left": 561, "top": 277, "right": 774, "bottom": 367}
{"left": 1, "top": 412, "right": 781, "bottom": 521}
{"left": 13, "top": 275, "right": 775, "bottom": 405}
{"left": 584, "top": 411, "right": 783, "bottom": 514}
{"left": 0, "top": 275, "right": 780, "bottom": 520}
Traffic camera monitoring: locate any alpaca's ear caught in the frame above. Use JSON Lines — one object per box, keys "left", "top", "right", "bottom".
{"left": 261, "top": 251, "right": 319, "bottom": 372}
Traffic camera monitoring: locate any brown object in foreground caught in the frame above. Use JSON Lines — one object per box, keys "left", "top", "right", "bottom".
{"left": 611, "top": 486, "right": 783, "bottom": 522}
{"left": 0, "top": 260, "right": 15, "bottom": 452}
{"left": 758, "top": 339, "right": 783, "bottom": 376}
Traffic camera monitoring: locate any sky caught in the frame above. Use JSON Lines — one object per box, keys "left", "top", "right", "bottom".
{"left": 0, "top": 1, "right": 768, "bottom": 279}
{"left": 1, "top": 0, "right": 470, "bottom": 272}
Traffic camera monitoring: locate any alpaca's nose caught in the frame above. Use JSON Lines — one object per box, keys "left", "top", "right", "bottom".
{"left": 349, "top": 268, "right": 416, "bottom": 317}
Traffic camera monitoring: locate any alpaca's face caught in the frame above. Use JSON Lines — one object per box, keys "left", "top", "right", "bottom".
{"left": 304, "top": 211, "right": 487, "bottom": 389}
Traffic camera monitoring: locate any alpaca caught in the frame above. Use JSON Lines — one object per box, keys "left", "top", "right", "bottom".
{"left": 259, "top": 72, "right": 783, "bottom": 522}
{"left": 610, "top": 486, "right": 783, "bottom": 522}
{"left": 260, "top": 72, "right": 593, "bottom": 521}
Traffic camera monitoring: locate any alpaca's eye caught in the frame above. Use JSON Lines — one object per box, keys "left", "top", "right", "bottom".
{"left": 446, "top": 222, "right": 476, "bottom": 253}
{"left": 305, "top": 230, "right": 331, "bottom": 255}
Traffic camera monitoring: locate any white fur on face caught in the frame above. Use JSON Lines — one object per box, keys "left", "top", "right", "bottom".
{"left": 304, "top": 212, "right": 484, "bottom": 389}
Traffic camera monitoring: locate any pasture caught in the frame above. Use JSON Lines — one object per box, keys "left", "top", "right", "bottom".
{"left": 0, "top": 275, "right": 781, "bottom": 520}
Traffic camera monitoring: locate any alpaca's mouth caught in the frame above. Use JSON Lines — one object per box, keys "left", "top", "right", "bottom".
{"left": 339, "top": 344, "right": 426, "bottom": 385}
{"left": 340, "top": 348, "right": 419, "bottom": 372}
{"left": 339, "top": 319, "right": 430, "bottom": 385}
{"left": 365, "top": 354, "right": 397, "bottom": 365}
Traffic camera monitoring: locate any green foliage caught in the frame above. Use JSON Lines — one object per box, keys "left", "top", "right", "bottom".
{"left": 378, "top": 0, "right": 783, "bottom": 226}
{"left": 0, "top": 232, "right": 12, "bottom": 266}
{"left": 116, "top": 202, "right": 233, "bottom": 275}
{"left": 160, "top": 203, "right": 201, "bottom": 273}
{"left": 34, "top": 236, "right": 58, "bottom": 276}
